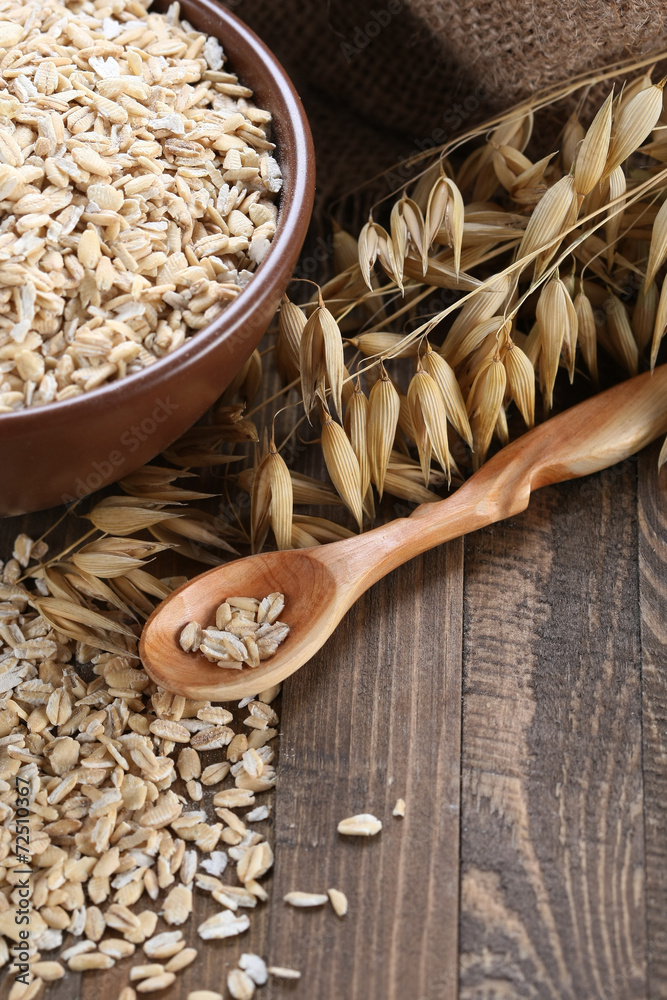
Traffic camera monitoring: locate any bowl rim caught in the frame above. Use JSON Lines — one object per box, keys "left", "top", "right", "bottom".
{"left": 1, "top": 0, "right": 314, "bottom": 429}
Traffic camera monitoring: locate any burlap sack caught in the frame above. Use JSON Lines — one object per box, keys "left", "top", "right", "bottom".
{"left": 229, "top": 0, "right": 667, "bottom": 225}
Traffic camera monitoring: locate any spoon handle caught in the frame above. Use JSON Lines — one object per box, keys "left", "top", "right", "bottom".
{"left": 334, "top": 366, "right": 667, "bottom": 593}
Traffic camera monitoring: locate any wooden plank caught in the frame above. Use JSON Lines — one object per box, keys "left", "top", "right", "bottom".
{"left": 638, "top": 445, "right": 667, "bottom": 1000}
{"left": 459, "top": 465, "right": 647, "bottom": 1000}
{"left": 268, "top": 539, "right": 464, "bottom": 1000}
{"left": 0, "top": 505, "right": 463, "bottom": 1000}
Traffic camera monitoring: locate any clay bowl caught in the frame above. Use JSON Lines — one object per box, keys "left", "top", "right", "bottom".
{"left": 0, "top": 0, "right": 314, "bottom": 516}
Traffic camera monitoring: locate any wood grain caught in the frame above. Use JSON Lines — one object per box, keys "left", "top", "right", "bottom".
{"left": 638, "top": 446, "right": 667, "bottom": 999}
{"left": 1, "top": 450, "right": 665, "bottom": 998}
{"left": 459, "top": 464, "right": 647, "bottom": 1000}
{"left": 268, "top": 538, "right": 464, "bottom": 1000}
{"left": 0, "top": 500, "right": 464, "bottom": 1000}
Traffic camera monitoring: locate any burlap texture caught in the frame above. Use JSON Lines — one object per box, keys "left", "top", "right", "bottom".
{"left": 228, "top": 0, "right": 667, "bottom": 225}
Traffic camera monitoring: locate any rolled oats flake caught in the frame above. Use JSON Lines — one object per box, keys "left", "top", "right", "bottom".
{"left": 0, "top": 0, "right": 281, "bottom": 414}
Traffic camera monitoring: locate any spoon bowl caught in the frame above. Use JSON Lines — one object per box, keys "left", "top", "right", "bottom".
{"left": 140, "top": 547, "right": 347, "bottom": 699}
{"left": 140, "top": 367, "right": 667, "bottom": 701}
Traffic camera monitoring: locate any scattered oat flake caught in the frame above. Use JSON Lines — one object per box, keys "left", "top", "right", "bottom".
{"left": 283, "top": 891, "right": 328, "bottom": 908}
{"left": 136, "top": 973, "right": 177, "bottom": 993}
{"left": 228, "top": 968, "right": 256, "bottom": 1000}
{"left": 143, "top": 931, "right": 184, "bottom": 959}
{"left": 328, "top": 888, "right": 348, "bottom": 917}
{"left": 393, "top": 798, "right": 406, "bottom": 817}
{"left": 200, "top": 851, "right": 228, "bottom": 877}
{"left": 337, "top": 813, "right": 383, "bottom": 836}
{"left": 198, "top": 910, "right": 250, "bottom": 940}
{"left": 246, "top": 805, "right": 269, "bottom": 822}
{"left": 268, "top": 966, "right": 301, "bottom": 980}
{"left": 239, "top": 954, "right": 268, "bottom": 986}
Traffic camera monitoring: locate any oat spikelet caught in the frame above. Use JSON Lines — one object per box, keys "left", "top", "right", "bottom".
{"left": 85, "top": 499, "right": 180, "bottom": 536}
{"left": 399, "top": 196, "right": 426, "bottom": 274}
{"left": 390, "top": 198, "right": 409, "bottom": 274}
{"left": 368, "top": 368, "right": 400, "bottom": 498}
{"left": 616, "top": 71, "right": 653, "bottom": 109}
{"left": 396, "top": 386, "right": 416, "bottom": 449}
{"left": 536, "top": 275, "right": 577, "bottom": 408}
{"left": 650, "top": 276, "right": 667, "bottom": 370}
{"left": 560, "top": 275, "right": 580, "bottom": 383}
{"left": 267, "top": 447, "right": 293, "bottom": 551}
{"left": 441, "top": 272, "right": 511, "bottom": 362}
{"left": 604, "top": 79, "right": 665, "bottom": 178}
{"left": 70, "top": 551, "right": 150, "bottom": 579}
{"left": 573, "top": 91, "right": 613, "bottom": 196}
{"left": 562, "top": 111, "right": 586, "bottom": 173}
{"left": 503, "top": 342, "right": 535, "bottom": 427}
{"left": 407, "top": 366, "right": 451, "bottom": 484}
{"left": 466, "top": 357, "right": 507, "bottom": 468}
{"left": 319, "top": 297, "right": 346, "bottom": 419}
{"left": 376, "top": 226, "right": 404, "bottom": 293}
{"left": 495, "top": 403, "right": 509, "bottom": 446}
{"left": 511, "top": 152, "right": 554, "bottom": 202}
{"left": 574, "top": 288, "right": 599, "bottom": 382}
{"left": 240, "top": 350, "right": 263, "bottom": 408}
{"left": 291, "top": 523, "right": 319, "bottom": 547}
{"left": 277, "top": 296, "right": 306, "bottom": 381}
{"left": 492, "top": 145, "right": 524, "bottom": 192}
{"left": 320, "top": 406, "right": 364, "bottom": 530}
{"left": 283, "top": 471, "right": 343, "bottom": 506}
{"left": 292, "top": 516, "right": 355, "bottom": 543}
{"left": 447, "top": 315, "right": 511, "bottom": 369}
{"left": 632, "top": 278, "right": 659, "bottom": 354}
{"left": 345, "top": 382, "right": 371, "bottom": 498}
{"left": 605, "top": 166, "right": 626, "bottom": 268}
{"left": 33, "top": 597, "right": 135, "bottom": 638}
{"left": 299, "top": 301, "right": 326, "bottom": 417}
{"left": 645, "top": 198, "right": 667, "bottom": 291}
{"left": 251, "top": 444, "right": 293, "bottom": 552}
{"left": 425, "top": 174, "right": 449, "bottom": 248}
{"left": 358, "top": 219, "right": 383, "bottom": 291}
{"left": 348, "top": 332, "right": 419, "bottom": 359}
{"left": 382, "top": 469, "right": 440, "bottom": 504}
{"left": 514, "top": 174, "right": 577, "bottom": 279}
{"left": 422, "top": 345, "right": 473, "bottom": 447}
{"left": 443, "top": 178, "right": 464, "bottom": 278}
{"left": 605, "top": 293, "right": 638, "bottom": 375}
{"left": 250, "top": 450, "right": 272, "bottom": 554}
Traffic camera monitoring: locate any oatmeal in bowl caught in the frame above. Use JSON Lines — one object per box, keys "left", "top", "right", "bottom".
{"left": 0, "top": 0, "right": 314, "bottom": 514}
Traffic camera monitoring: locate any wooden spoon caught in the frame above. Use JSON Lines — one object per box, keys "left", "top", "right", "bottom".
{"left": 140, "top": 366, "right": 667, "bottom": 700}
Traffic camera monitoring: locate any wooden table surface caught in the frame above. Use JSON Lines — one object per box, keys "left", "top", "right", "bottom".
{"left": 2, "top": 438, "right": 665, "bottom": 1000}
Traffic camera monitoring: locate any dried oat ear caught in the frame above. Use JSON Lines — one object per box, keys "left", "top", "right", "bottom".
{"left": 318, "top": 397, "right": 364, "bottom": 530}
{"left": 277, "top": 295, "right": 307, "bottom": 381}
{"left": 345, "top": 377, "right": 373, "bottom": 515}
{"left": 249, "top": 430, "right": 293, "bottom": 553}
{"left": 368, "top": 364, "right": 400, "bottom": 499}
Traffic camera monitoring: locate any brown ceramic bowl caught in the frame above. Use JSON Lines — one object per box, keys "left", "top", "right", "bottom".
{"left": 0, "top": 0, "right": 314, "bottom": 516}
